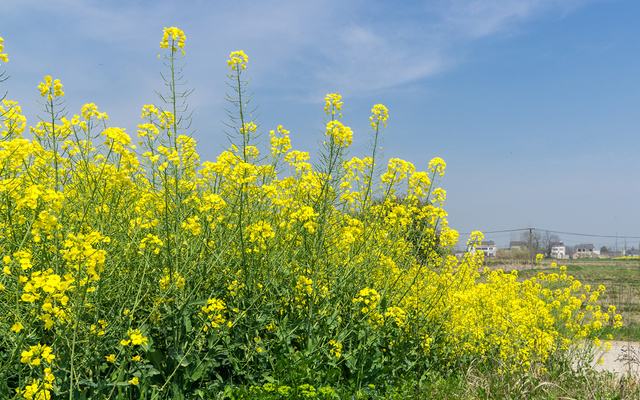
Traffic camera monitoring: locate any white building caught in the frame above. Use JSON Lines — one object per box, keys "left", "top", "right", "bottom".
{"left": 550, "top": 242, "right": 566, "bottom": 259}
{"left": 476, "top": 240, "right": 497, "bottom": 258}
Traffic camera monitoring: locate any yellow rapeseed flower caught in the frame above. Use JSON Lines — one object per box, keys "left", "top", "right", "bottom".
{"left": 129, "top": 329, "right": 148, "bottom": 346}
{"left": 468, "top": 231, "right": 484, "bottom": 246}
{"left": 227, "top": 50, "right": 249, "bottom": 70}
{"left": 269, "top": 124, "right": 292, "bottom": 155}
{"left": 139, "top": 233, "right": 164, "bottom": 255}
{"left": 0, "top": 36, "right": 8, "bottom": 63}
{"left": 328, "top": 339, "right": 342, "bottom": 359}
{"left": 159, "top": 269, "right": 186, "bottom": 290}
{"left": 369, "top": 104, "right": 389, "bottom": 129}
{"left": 325, "top": 120, "right": 353, "bottom": 148}
{"left": 240, "top": 121, "right": 257, "bottom": 135}
{"left": 352, "top": 287, "right": 380, "bottom": 313}
{"left": 245, "top": 220, "right": 275, "bottom": 253}
{"left": 428, "top": 157, "right": 446, "bottom": 177}
{"left": 160, "top": 26, "right": 186, "bottom": 51}
{"left": 20, "top": 344, "right": 56, "bottom": 366}
{"left": 201, "top": 298, "right": 227, "bottom": 331}
{"left": 324, "top": 93, "right": 343, "bottom": 116}
{"left": 81, "top": 103, "right": 109, "bottom": 120}
{"left": 38, "top": 75, "right": 64, "bottom": 99}
{"left": 102, "top": 127, "right": 131, "bottom": 146}
{"left": 121, "top": 328, "right": 148, "bottom": 347}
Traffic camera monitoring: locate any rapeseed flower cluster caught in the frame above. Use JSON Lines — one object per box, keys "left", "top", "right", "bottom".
{"left": 0, "top": 36, "right": 8, "bottom": 63}
{"left": 369, "top": 104, "right": 389, "bottom": 129}
{"left": 0, "top": 99, "right": 27, "bottom": 138}
{"left": 324, "top": 93, "right": 343, "bottom": 116}
{"left": 20, "top": 344, "right": 56, "bottom": 366}
{"left": 227, "top": 50, "right": 249, "bottom": 70}
{"left": 159, "top": 269, "right": 186, "bottom": 290}
{"left": 326, "top": 120, "right": 353, "bottom": 147}
{"left": 245, "top": 220, "right": 275, "bottom": 253}
{"left": 160, "top": 26, "right": 186, "bottom": 51}
{"left": 120, "top": 328, "right": 149, "bottom": 347}
{"left": 37, "top": 75, "right": 64, "bottom": 99}
{"left": 19, "top": 368, "right": 55, "bottom": 400}
{"left": 201, "top": 298, "right": 228, "bottom": 330}
{"left": 0, "top": 26, "right": 623, "bottom": 398}
{"left": 328, "top": 339, "right": 342, "bottom": 359}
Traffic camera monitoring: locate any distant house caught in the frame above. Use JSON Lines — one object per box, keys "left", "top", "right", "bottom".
{"left": 550, "top": 242, "right": 566, "bottom": 259}
{"left": 602, "top": 247, "right": 624, "bottom": 257}
{"left": 625, "top": 247, "right": 640, "bottom": 257}
{"left": 454, "top": 251, "right": 466, "bottom": 259}
{"left": 476, "top": 241, "right": 497, "bottom": 258}
{"left": 509, "top": 241, "right": 527, "bottom": 251}
{"left": 573, "top": 244, "right": 596, "bottom": 258}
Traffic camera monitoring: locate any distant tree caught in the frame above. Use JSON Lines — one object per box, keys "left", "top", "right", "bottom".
{"left": 519, "top": 231, "right": 560, "bottom": 256}
{"left": 600, "top": 246, "right": 609, "bottom": 255}
{"left": 541, "top": 232, "right": 561, "bottom": 256}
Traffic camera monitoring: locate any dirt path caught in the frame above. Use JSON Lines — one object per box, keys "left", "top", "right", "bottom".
{"left": 593, "top": 341, "right": 640, "bottom": 376}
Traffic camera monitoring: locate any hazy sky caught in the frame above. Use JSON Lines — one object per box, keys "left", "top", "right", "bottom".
{"left": 2, "top": 0, "right": 639, "bottom": 245}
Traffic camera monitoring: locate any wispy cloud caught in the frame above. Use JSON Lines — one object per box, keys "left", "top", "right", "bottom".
{"left": 1, "top": 0, "right": 594, "bottom": 126}
{"left": 433, "top": 0, "right": 593, "bottom": 38}
{"left": 307, "top": 0, "right": 594, "bottom": 95}
{"left": 4, "top": 0, "right": 593, "bottom": 91}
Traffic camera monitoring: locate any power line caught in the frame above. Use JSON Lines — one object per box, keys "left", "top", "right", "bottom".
{"left": 459, "top": 228, "right": 529, "bottom": 235}
{"left": 459, "top": 227, "right": 640, "bottom": 240}
{"left": 540, "top": 229, "right": 640, "bottom": 240}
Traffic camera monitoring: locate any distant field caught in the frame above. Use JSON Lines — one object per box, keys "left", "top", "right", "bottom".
{"left": 500, "top": 259, "right": 640, "bottom": 341}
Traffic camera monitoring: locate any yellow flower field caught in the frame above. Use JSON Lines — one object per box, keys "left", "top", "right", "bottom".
{"left": 0, "top": 27, "right": 624, "bottom": 399}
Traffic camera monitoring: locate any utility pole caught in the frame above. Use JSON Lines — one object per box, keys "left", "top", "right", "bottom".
{"left": 528, "top": 227, "right": 534, "bottom": 267}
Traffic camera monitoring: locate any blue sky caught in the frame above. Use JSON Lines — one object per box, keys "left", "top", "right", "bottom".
{"left": 2, "top": 0, "right": 640, "bottom": 246}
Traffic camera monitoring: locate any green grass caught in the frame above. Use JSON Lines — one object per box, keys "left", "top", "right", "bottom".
{"left": 223, "top": 368, "right": 640, "bottom": 399}
{"left": 517, "top": 259, "right": 640, "bottom": 341}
